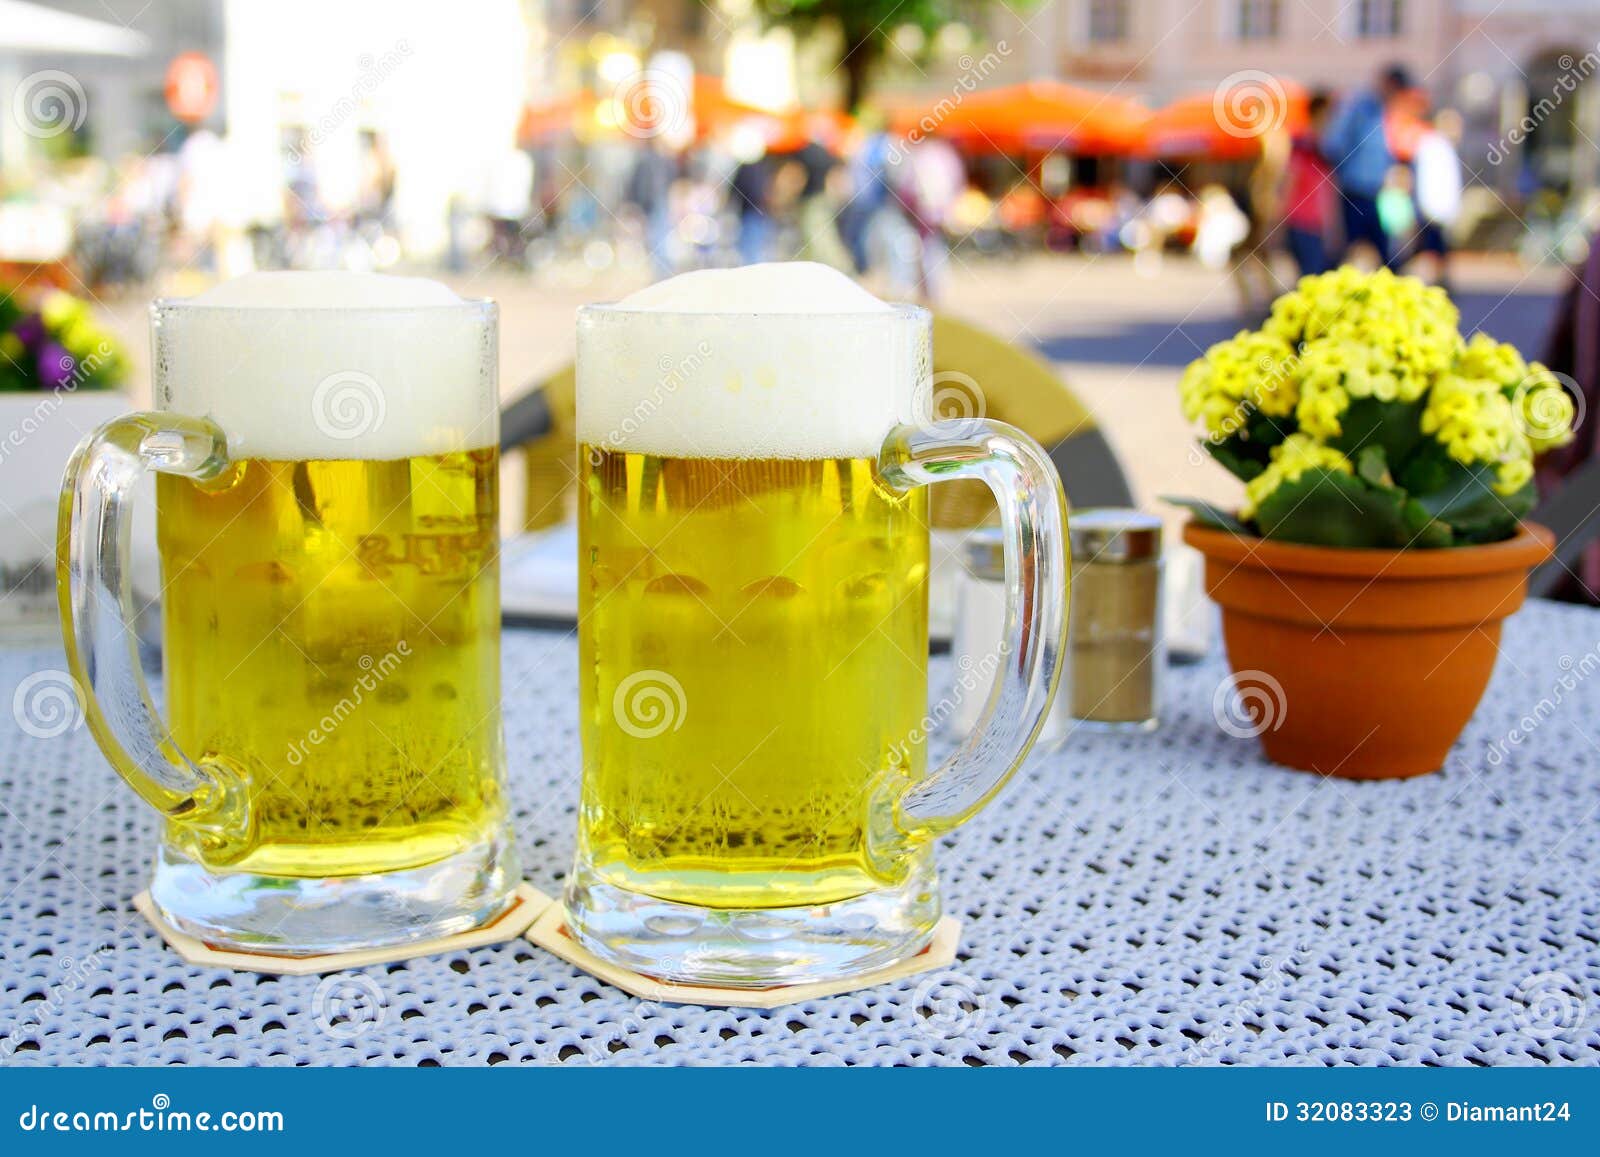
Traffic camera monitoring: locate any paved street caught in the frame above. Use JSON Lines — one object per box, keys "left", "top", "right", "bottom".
{"left": 93, "top": 252, "right": 1569, "bottom": 531}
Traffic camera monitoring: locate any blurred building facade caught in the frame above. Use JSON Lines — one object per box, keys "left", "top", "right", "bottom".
{"left": 4, "top": 0, "right": 1595, "bottom": 269}
{"left": 983, "top": 0, "right": 1600, "bottom": 196}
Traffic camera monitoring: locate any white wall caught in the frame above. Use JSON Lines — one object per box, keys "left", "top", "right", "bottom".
{"left": 223, "top": 0, "right": 528, "bottom": 257}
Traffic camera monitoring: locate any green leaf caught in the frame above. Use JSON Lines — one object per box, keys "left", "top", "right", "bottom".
{"left": 1401, "top": 498, "right": 1456, "bottom": 548}
{"left": 1162, "top": 495, "right": 1249, "bottom": 534}
{"left": 1393, "top": 438, "right": 1456, "bottom": 497}
{"left": 1242, "top": 409, "right": 1293, "bottom": 449}
{"left": 1410, "top": 461, "right": 1533, "bottom": 543}
{"left": 1204, "top": 436, "right": 1271, "bottom": 482}
{"left": 1329, "top": 396, "right": 1427, "bottom": 467}
{"left": 1253, "top": 469, "right": 1416, "bottom": 548}
{"left": 1355, "top": 445, "right": 1391, "bottom": 488}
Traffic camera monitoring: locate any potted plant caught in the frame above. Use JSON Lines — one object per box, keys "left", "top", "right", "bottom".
{"left": 0, "top": 288, "right": 130, "bottom": 639}
{"left": 1172, "top": 267, "right": 1573, "bottom": 779}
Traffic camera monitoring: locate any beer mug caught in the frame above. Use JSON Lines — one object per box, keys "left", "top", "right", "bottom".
{"left": 568, "top": 265, "right": 1068, "bottom": 986}
{"left": 58, "top": 273, "right": 517, "bottom": 955}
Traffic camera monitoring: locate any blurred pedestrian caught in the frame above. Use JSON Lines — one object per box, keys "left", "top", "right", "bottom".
{"left": 893, "top": 137, "right": 964, "bottom": 304}
{"left": 1193, "top": 185, "right": 1250, "bottom": 273}
{"left": 1376, "top": 164, "right": 1417, "bottom": 253}
{"left": 1325, "top": 64, "right": 1410, "bottom": 267}
{"left": 1283, "top": 90, "right": 1336, "bottom": 277}
{"left": 792, "top": 156, "right": 854, "bottom": 273}
{"left": 1230, "top": 123, "right": 1290, "bottom": 314}
{"left": 627, "top": 140, "right": 680, "bottom": 279}
{"left": 840, "top": 114, "right": 893, "bottom": 272}
{"left": 484, "top": 146, "right": 534, "bottom": 265}
{"left": 1404, "top": 109, "right": 1464, "bottom": 290}
{"left": 730, "top": 152, "right": 776, "bottom": 266}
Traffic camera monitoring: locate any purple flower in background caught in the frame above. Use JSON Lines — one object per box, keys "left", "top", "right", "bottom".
{"left": 12, "top": 313, "right": 44, "bottom": 350}
{"left": 37, "top": 341, "right": 74, "bottom": 389}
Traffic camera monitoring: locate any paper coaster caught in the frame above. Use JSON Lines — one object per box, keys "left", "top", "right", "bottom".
{"left": 526, "top": 901, "right": 963, "bottom": 1008}
{"left": 133, "top": 883, "right": 553, "bottom": 976}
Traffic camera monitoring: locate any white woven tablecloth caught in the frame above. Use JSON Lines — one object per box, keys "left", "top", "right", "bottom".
{"left": 2, "top": 599, "right": 1597, "bottom": 1066}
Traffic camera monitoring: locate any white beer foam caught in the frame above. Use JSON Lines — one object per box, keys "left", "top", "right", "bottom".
{"left": 577, "top": 262, "right": 929, "bottom": 460}
{"left": 156, "top": 272, "right": 496, "bottom": 461}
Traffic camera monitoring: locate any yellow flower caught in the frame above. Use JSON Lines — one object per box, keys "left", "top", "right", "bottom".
{"left": 1421, "top": 374, "right": 1515, "bottom": 464}
{"left": 1240, "top": 434, "right": 1355, "bottom": 520}
{"left": 1273, "top": 267, "right": 1460, "bottom": 393}
{"left": 1179, "top": 267, "right": 1565, "bottom": 522}
{"left": 1180, "top": 330, "right": 1298, "bottom": 439}
{"left": 1457, "top": 332, "right": 1528, "bottom": 387}
{"left": 1512, "top": 362, "right": 1577, "bottom": 454}
{"left": 39, "top": 291, "right": 85, "bottom": 330}
{"left": 1495, "top": 455, "right": 1534, "bottom": 495}
{"left": 1420, "top": 372, "right": 1540, "bottom": 494}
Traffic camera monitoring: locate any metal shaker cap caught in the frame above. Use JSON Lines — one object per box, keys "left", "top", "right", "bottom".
{"left": 1068, "top": 508, "right": 1162, "bottom": 563}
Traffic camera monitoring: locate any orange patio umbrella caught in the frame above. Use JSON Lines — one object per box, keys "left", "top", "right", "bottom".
{"left": 888, "top": 81, "right": 1151, "bottom": 155}
{"left": 519, "top": 75, "right": 849, "bottom": 152}
{"left": 1143, "top": 78, "right": 1309, "bottom": 160}
{"left": 767, "top": 107, "right": 855, "bottom": 153}
{"left": 518, "top": 94, "right": 585, "bottom": 144}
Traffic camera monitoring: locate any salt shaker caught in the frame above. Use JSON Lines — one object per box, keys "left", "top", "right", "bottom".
{"left": 1061, "top": 509, "right": 1164, "bottom": 732}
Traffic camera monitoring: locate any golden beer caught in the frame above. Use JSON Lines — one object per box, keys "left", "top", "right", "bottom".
{"left": 568, "top": 264, "right": 1067, "bottom": 987}
{"left": 578, "top": 447, "right": 929, "bottom": 909}
{"left": 157, "top": 448, "right": 503, "bottom": 875}
{"left": 60, "top": 272, "right": 515, "bottom": 954}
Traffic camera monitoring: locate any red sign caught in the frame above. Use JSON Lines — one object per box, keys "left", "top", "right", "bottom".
{"left": 165, "top": 52, "right": 219, "bottom": 124}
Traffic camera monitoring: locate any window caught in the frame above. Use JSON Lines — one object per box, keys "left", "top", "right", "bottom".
{"left": 1356, "top": 0, "right": 1404, "bottom": 38}
{"left": 1085, "top": 0, "right": 1130, "bottom": 44}
{"left": 1237, "top": 0, "right": 1281, "bottom": 40}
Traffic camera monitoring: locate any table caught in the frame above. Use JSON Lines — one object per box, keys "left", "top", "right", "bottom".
{"left": 3, "top": 600, "right": 1597, "bottom": 1067}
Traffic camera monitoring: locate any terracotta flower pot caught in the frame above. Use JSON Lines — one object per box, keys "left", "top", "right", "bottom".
{"left": 1183, "top": 521, "right": 1555, "bottom": 779}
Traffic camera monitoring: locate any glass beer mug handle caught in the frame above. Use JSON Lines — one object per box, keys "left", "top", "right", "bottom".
{"left": 878, "top": 418, "right": 1068, "bottom": 842}
{"left": 58, "top": 412, "right": 251, "bottom": 849}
